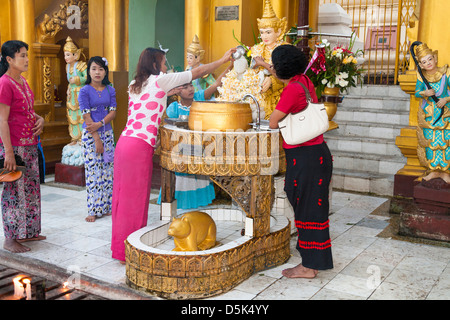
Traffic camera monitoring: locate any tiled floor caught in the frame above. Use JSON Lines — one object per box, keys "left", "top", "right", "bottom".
{"left": 1, "top": 176, "right": 449, "bottom": 300}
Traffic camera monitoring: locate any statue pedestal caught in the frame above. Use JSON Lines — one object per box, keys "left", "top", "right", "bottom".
{"left": 399, "top": 182, "right": 450, "bottom": 242}
{"left": 54, "top": 163, "right": 86, "bottom": 187}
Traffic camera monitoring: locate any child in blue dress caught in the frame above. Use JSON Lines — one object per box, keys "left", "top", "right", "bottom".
{"left": 158, "top": 66, "right": 230, "bottom": 209}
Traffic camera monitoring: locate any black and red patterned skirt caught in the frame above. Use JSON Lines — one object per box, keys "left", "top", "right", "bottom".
{"left": 284, "top": 142, "right": 333, "bottom": 270}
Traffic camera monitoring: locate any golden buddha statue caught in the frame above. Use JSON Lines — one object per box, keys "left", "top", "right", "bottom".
{"left": 251, "top": 0, "right": 289, "bottom": 119}
{"left": 414, "top": 43, "right": 450, "bottom": 184}
{"left": 186, "top": 35, "right": 216, "bottom": 97}
{"left": 63, "top": 36, "right": 87, "bottom": 145}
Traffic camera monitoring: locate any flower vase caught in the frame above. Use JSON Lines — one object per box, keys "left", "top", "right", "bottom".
{"left": 320, "top": 87, "right": 342, "bottom": 131}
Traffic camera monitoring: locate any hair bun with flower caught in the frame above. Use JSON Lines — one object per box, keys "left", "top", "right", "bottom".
{"left": 102, "top": 57, "right": 108, "bottom": 66}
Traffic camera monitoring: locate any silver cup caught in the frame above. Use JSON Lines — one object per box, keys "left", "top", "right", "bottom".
{"left": 232, "top": 45, "right": 247, "bottom": 60}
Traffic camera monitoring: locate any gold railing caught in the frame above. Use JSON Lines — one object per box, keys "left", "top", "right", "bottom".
{"left": 319, "top": 0, "right": 416, "bottom": 85}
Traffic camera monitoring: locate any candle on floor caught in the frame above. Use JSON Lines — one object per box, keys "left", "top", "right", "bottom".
{"left": 23, "top": 278, "right": 32, "bottom": 300}
{"left": 13, "top": 277, "right": 24, "bottom": 299}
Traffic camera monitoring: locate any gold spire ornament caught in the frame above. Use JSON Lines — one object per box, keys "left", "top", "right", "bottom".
{"left": 414, "top": 43, "right": 448, "bottom": 84}
{"left": 186, "top": 35, "right": 215, "bottom": 94}
{"left": 257, "top": 0, "right": 288, "bottom": 40}
{"left": 414, "top": 43, "right": 437, "bottom": 61}
{"left": 187, "top": 35, "right": 205, "bottom": 61}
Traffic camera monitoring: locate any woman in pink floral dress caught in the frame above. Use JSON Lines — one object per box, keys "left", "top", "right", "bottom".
{"left": 111, "top": 47, "right": 235, "bottom": 262}
{"left": 0, "top": 40, "right": 45, "bottom": 253}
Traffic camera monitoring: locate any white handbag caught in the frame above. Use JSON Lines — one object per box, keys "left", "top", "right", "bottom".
{"left": 278, "top": 81, "right": 329, "bottom": 145}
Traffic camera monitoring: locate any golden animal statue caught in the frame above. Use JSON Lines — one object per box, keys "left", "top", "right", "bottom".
{"left": 168, "top": 211, "right": 217, "bottom": 251}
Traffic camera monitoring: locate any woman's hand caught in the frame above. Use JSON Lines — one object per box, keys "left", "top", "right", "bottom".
{"left": 86, "top": 121, "right": 103, "bottom": 134}
{"left": 222, "top": 48, "right": 237, "bottom": 64}
{"left": 3, "top": 151, "right": 16, "bottom": 172}
{"left": 94, "top": 138, "right": 104, "bottom": 154}
{"left": 33, "top": 115, "right": 45, "bottom": 137}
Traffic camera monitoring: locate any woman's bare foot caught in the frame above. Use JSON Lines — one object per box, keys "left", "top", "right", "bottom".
{"left": 17, "top": 235, "right": 46, "bottom": 243}
{"left": 85, "top": 215, "right": 96, "bottom": 222}
{"left": 282, "top": 264, "right": 318, "bottom": 279}
{"left": 3, "top": 239, "right": 31, "bottom": 253}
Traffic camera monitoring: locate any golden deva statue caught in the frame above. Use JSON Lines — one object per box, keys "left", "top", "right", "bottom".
{"left": 251, "top": 0, "right": 289, "bottom": 119}
{"left": 64, "top": 36, "right": 87, "bottom": 145}
{"left": 414, "top": 43, "right": 450, "bottom": 184}
{"left": 186, "top": 35, "right": 216, "bottom": 96}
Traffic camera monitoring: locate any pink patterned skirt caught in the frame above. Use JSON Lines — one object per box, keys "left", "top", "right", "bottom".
{"left": 0, "top": 145, "right": 41, "bottom": 240}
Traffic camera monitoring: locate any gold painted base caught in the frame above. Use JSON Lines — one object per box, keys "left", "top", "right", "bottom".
{"left": 327, "top": 121, "right": 339, "bottom": 131}
{"left": 125, "top": 222, "right": 290, "bottom": 299}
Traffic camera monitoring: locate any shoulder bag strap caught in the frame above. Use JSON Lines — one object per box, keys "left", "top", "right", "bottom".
{"left": 293, "top": 81, "right": 312, "bottom": 103}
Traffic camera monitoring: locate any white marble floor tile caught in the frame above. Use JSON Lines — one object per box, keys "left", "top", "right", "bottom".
{"left": 234, "top": 274, "right": 278, "bottom": 295}
{"left": 254, "top": 277, "right": 322, "bottom": 300}
{"left": 395, "top": 256, "right": 448, "bottom": 276}
{"left": 323, "top": 273, "right": 377, "bottom": 298}
{"left": 206, "top": 289, "right": 256, "bottom": 300}
{"left": 340, "top": 256, "right": 394, "bottom": 281}
{"left": 311, "top": 288, "right": 365, "bottom": 300}
{"left": 383, "top": 268, "right": 439, "bottom": 292}
{"left": 41, "top": 230, "right": 87, "bottom": 246}
{"left": 427, "top": 273, "right": 450, "bottom": 300}
{"left": 86, "top": 260, "right": 126, "bottom": 284}
{"left": 58, "top": 252, "right": 113, "bottom": 273}
{"left": 62, "top": 237, "right": 110, "bottom": 252}
{"left": 88, "top": 244, "right": 113, "bottom": 259}
{"left": 369, "top": 281, "right": 429, "bottom": 300}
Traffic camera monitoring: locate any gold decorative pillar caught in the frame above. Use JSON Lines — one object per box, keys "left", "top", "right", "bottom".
{"left": 89, "top": 0, "right": 129, "bottom": 141}
{"left": 0, "top": 0, "right": 12, "bottom": 42}
{"left": 32, "top": 43, "right": 61, "bottom": 122}
{"left": 103, "top": 0, "right": 128, "bottom": 72}
{"left": 10, "top": 0, "right": 36, "bottom": 93}
{"left": 185, "top": 0, "right": 211, "bottom": 64}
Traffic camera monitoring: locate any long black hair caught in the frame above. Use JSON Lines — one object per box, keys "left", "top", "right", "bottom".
{"left": 85, "top": 56, "right": 111, "bottom": 86}
{"left": 0, "top": 40, "right": 29, "bottom": 77}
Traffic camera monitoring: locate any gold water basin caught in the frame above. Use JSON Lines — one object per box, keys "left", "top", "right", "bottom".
{"left": 188, "top": 101, "right": 253, "bottom": 131}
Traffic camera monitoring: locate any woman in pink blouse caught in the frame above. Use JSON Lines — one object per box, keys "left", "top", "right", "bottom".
{"left": 111, "top": 47, "right": 235, "bottom": 262}
{"left": 0, "top": 40, "right": 45, "bottom": 253}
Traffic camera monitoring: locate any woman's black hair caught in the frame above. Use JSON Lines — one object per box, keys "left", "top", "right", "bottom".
{"left": 272, "top": 45, "right": 308, "bottom": 80}
{"left": 85, "top": 56, "right": 111, "bottom": 85}
{"left": 0, "top": 40, "right": 29, "bottom": 77}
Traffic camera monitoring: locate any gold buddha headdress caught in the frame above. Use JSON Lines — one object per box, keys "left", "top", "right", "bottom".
{"left": 187, "top": 35, "right": 205, "bottom": 60}
{"left": 415, "top": 43, "right": 438, "bottom": 61}
{"left": 257, "top": 0, "right": 287, "bottom": 40}
{"left": 64, "top": 36, "right": 83, "bottom": 59}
